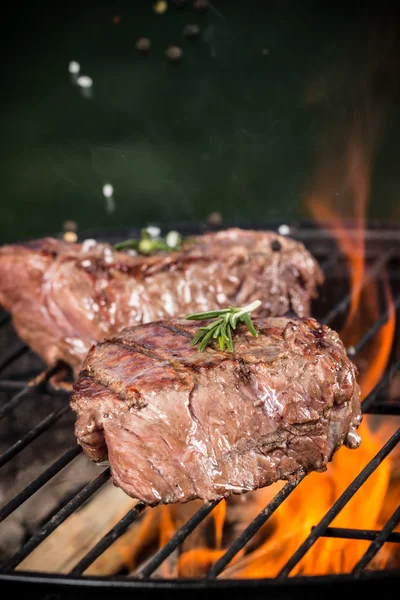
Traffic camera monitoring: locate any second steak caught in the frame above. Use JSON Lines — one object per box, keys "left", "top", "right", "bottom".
{"left": 0, "top": 228, "right": 323, "bottom": 374}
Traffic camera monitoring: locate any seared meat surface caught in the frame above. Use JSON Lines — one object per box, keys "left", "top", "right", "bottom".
{"left": 0, "top": 229, "right": 323, "bottom": 374}
{"left": 71, "top": 316, "right": 361, "bottom": 505}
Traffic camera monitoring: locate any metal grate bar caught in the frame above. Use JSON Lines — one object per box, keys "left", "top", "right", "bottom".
{"left": 361, "top": 356, "right": 400, "bottom": 413}
{"left": 0, "top": 468, "right": 111, "bottom": 572}
{"left": 0, "top": 404, "right": 70, "bottom": 468}
{"left": 349, "top": 293, "right": 400, "bottom": 357}
{"left": 137, "top": 500, "right": 219, "bottom": 578}
{"left": 0, "top": 446, "right": 82, "bottom": 523}
{"left": 321, "top": 250, "right": 392, "bottom": 327}
{"left": 0, "top": 345, "right": 29, "bottom": 375}
{"left": 365, "top": 403, "right": 400, "bottom": 415}
{"left": 0, "top": 364, "right": 65, "bottom": 420}
{"left": 351, "top": 504, "right": 400, "bottom": 576}
{"left": 0, "top": 386, "right": 35, "bottom": 420}
{"left": 0, "top": 380, "right": 29, "bottom": 392}
{"left": 276, "top": 427, "right": 400, "bottom": 579}
{"left": 207, "top": 473, "right": 306, "bottom": 579}
{"left": 0, "top": 314, "right": 10, "bottom": 327}
{"left": 320, "top": 526, "right": 400, "bottom": 543}
{"left": 70, "top": 502, "right": 147, "bottom": 575}
{"left": 319, "top": 249, "right": 343, "bottom": 274}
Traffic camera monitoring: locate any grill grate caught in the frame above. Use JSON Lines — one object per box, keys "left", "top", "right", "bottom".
{"left": 0, "top": 221, "right": 399, "bottom": 596}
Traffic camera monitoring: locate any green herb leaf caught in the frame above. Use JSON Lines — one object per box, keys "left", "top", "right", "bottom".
{"left": 225, "top": 325, "right": 234, "bottom": 352}
{"left": 241, "top": 313, "right": 259, "bottom": 337}
{"left": 114, "top": 229, "right": 185, "bottom": 255}
{"left": 190, "top": 329, "right": 207, "bottom": 347}
{"left": 218, "top": 335, "right": 225, "bottom": 351}
{"left": 186, "top": 300, "right": 262, "bottom": 353}
{"left": 113, "top": 239, "right": 140, "bottom": 251}
{"left": 199, "top": 328, "right": 217, "bottom": 351}
{"left": 186, "top": 308, "right": 231, "bottom": 320}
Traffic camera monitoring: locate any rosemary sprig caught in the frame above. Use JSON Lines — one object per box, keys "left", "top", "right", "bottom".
{"left": 186, "top": 300, "right": 262, "bottom": 352}
{"left": 114, "top": 228, "right": 183, "bottom": 255}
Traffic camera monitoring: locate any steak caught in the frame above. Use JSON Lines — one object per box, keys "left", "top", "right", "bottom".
{"left": 0, "top": 229, "right": 323, "bottom": 375}
{"left": 71, "top": 316, "right": 361, "bottom": 505}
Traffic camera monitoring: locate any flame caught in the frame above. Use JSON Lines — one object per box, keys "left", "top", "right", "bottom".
{"left": 179, "top": 549, "right": 227, "bottom": 578}
{"left": 117, "top": 107, "right": 399, "bottom": 578}
{"left": 212, "top": 76, "right": 398, "bottom": 576}
{"left": 158, "top": 505, "right": 178, "bottom": 577}
{"left": 221, "top": 419, "right": 392, "bottom": 578}
{"left": 213, "top": 500, "right": 226, "bottom": 549}
{"left": 239, "top": 100, "right": 397, "bottom": 576}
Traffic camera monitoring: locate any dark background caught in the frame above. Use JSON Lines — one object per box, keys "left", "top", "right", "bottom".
{"left": 2, "top": 0, "right": 400, "bottom": 243}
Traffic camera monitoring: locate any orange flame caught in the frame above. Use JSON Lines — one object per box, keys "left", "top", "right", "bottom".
{"left": 118, "top": 103, "right": 399, "bottom": 578}
{"left": 221, "top": 419, "right": 392, "bottom": 578}
{"left": 213, "top": 500, "right": 226, "bottom": 549}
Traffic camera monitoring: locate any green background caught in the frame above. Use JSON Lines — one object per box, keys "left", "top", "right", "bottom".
{"left": 2, "top": 1, "right": 400, "bottom": 243}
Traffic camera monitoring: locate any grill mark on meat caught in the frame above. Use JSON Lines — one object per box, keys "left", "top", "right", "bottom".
{"left": 157, "top": 322, "right": 194, "bottom": 339}
{"left": 104, "top": 338, "right": 193, "bottom": 388}
{"left": 108, "top": 329, "right": 238, "bottom": 381}
{"left": 106, "top": 337, "right": 172, "bottom": 364}
{"left": 83, "top": 366, "right": 146, "bottom": 410}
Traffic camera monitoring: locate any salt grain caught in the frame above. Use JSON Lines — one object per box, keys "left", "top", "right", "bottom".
{"left": 278, "top": 224, "right": 290, "bottom": 236}
{"left": 102, "top": 183, "right": 114, "bottom": 198}
{"left": 166, "top": 230, "right": 180, "bottom": 248}
{"left": 76, "top": 75, "right": 93, "bottom": 88}
{"left": 68, "top": 61, "right": 80, "bottom": 74}
{"left": 146, "top": 226, "right": 161, "bottom": 239}
{"left": 82, "top": 239, "right": 97, "bottom": 253}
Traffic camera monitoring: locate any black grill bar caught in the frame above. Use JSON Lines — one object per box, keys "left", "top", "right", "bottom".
{"left": 0, "top": 446, "right": 82, "bottom": 523}
{"left": 352, "top": 505, "right": 400, "bottom": 576}
{"left": 137, "top": 500, "right": 219, "bottom": 578}
{"left": 361, "top": 356, "right": 400, "bottom": 413}
{"left": 0, "top": 386, "right": 35, "bottom": 420}
{"left": 276, "top": 427, "right": 400, "bottom": 579}
{"left": 0, "top": 468, "right": 111, "bottom": 572}
{"left": 206, "top": 473, "right": 307, "bottom": 579}
{"left": 0, "top": 380, "right": 29, "bottom": 391}
{"left": 321, "top": 250, "right": 392, "bottom": 327}
{"left": 319, "top": 249, "right": 342, "bottom": 274}
{"left": 348, "top": 293, "right": 400, "bottom": 357}
{"left": 70, "top": 502, "right": 147, "bottom": 575}
{"left": 0, "top": 344, "right": 29, "bottom": 375}
{"left": 320, "top": 527, "right": 400, "bottom": 543}
{"left": 0, "top": 313, "right": 10, "bottom": 327}
{"left": 0, "top": 404, "right": 70, "bottom": 468}
{"left": 0, "top": 364, "right": 65, "bottom": 420}
{"left": 365, "top": 403, "right": 400, "bottom": 415}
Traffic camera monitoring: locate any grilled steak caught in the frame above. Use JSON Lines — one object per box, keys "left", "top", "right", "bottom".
{"left": 0, "top": 229, "right": 323, "bottom": 375}
{"left": 71, "top": 316, "right": 361, "bottom": 505}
